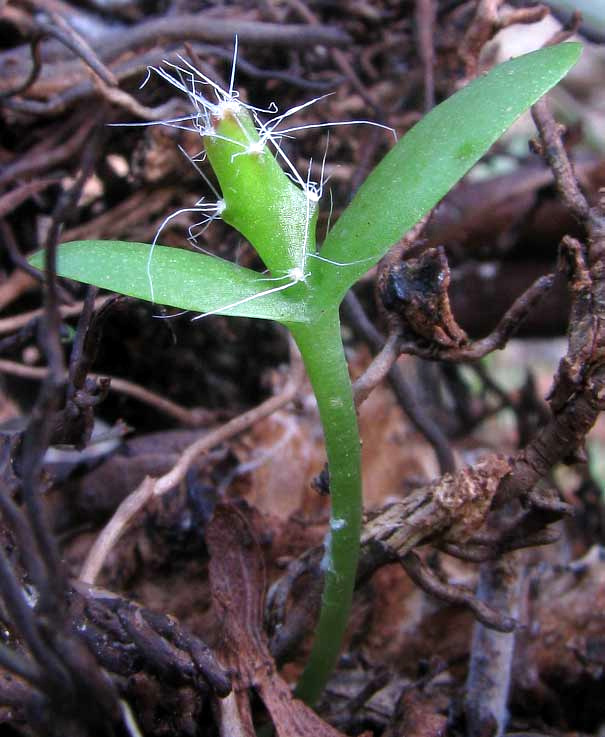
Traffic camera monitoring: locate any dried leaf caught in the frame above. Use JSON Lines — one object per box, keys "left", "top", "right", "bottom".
{"left": 207, "top": 504, "right": 347, "bottom": 737}
{"left": 379, "top": 247, "right": 468, "bottom": 348}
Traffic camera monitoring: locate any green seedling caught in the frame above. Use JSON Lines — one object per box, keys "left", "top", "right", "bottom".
{"left": 31, "top": 41, "right": 581, "bottom": 705}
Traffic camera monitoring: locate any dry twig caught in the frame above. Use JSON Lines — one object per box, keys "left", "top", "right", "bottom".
{"left": 352, "top": 330, "right": 401, "bottom": 407}
{"left": 0, "top": 296, "right": 112, "bottom": 335}
{"left": 0, "top": 359, "right": 216, "bottom": 426}
{"left": 80, "top": 341, "right": 305, "bottom": 583}
{"left": 465, "top": 550, "right": 524, "bottom": 737}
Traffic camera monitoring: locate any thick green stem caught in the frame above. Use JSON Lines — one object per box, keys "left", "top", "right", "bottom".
{"left": 289, "top": 308, "right": 362, "bottom": 705}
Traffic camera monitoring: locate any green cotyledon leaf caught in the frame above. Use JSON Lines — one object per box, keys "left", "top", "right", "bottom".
{"left": 315, "top": 42, "right": 582, "bottom": 301}
{"left": 30, "top": 241, "right": 312, "bottom": 323}
{"left": 203, "top": 107, "right": 318, "bottom": 277}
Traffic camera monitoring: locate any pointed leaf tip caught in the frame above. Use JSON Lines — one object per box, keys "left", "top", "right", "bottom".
{"left": 318, "top": 42, "right": 582, "bottom": 299}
